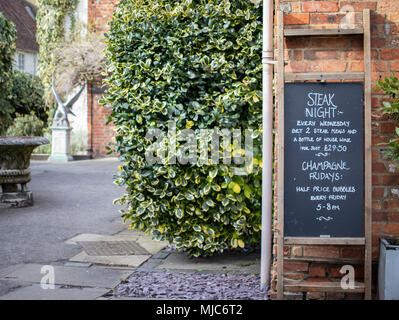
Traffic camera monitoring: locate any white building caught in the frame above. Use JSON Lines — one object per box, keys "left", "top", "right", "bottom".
{"left": 0, "top": 0, "right": 39, "bottom": 75}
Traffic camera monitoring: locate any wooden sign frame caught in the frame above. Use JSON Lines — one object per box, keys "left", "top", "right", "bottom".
{"left": 275, "top": 9, "right": 372, "bottom": 300}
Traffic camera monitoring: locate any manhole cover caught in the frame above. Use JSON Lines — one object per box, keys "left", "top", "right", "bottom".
{"left": 77, "top": 241, "right": 150, "bottom": 256}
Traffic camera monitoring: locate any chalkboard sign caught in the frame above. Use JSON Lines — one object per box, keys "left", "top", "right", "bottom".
{"left": 284, "top": 82, "right": 364, "bottom": 237}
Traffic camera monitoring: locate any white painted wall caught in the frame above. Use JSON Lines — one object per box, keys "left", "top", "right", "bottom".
{"left": 65, "top": 0, "right": 89, "bottom": 154}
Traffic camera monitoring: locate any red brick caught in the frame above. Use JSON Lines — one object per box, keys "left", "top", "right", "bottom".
{"left": 381, "top": 48, "right": 399, "bottom": 60}
{"left": 383, "top": 198, "right": 399, "bottom": 210}
{"left": 321, "top": 61, "right": 347, "bottom": 72}
{"left": 372, "top": 61, "right": 388, "bottom": 72}
{"left": 391, "top": 61, "right": 399, "bottom": 71}
{"left": 286, "top": 60, "right": 347, "bottom": 72}
{"left": 350, "top": 61, "right": 364, "bottom": 72}
{"left": 343, "top": 50, "right": 363, "bottom": 60}
{"left": 373, "top": 212, "right": 387, "bottom": 222}
{"left": 373, "top": 222, "right": 381, "bottom": 233}
{"left": 285, "top": 37, "right": 310, "bottom": 49}
{"left": 390, "top": 13, "right": 399, "bottom": 23}
{"left": 341, "top": 247, "right": 364, "bottom": 259}
{"left": 285, "top": 272, "right": 308, "bottom": 280}
{"left": 303, "top": 1, "right": 339, "bottom": 13}
{"left": 304, "top": 50, "right": 339, "bottom": 60}
{"left": 372, "top": 135, "right": 388, "bottom": 145}
{"left": 387, "top": 212, "right": 399, "bottom": 222}
{"left": 372, "top": 149, "right": 380, "bottom": 161}
{"left": 372, "top": 200, "right": 382, "bottom": 210}
{"left": 309, "top": 265, "right": 326, "bottom": 277}
{"left": 373, "top": 162, "right": 386, "bottom": 173}
{"left": 284, "top": 261, "right": 309, "bottom": 272}
{"left": 383, "top": 223, "right": 399, "bottom": 234}
{"left": 293, "top": 50, "right": 303, "bottom": 61}
{"left": 372, "top": 235, "right": 381, "bottom": 246}
{"left": 378, "top": 0, "right": 399, "bottom": 13}
{"left": 372, "top": 174, "right": 380, "bottom": 185}
{"left": 380, "top": 122, "right": 397, "bottom": 134}
{"left": 372, "top": 187, "right": 385, "bottom": 198}
{"left": 381, "top": 175, "right": 399, "bottom": 185}
{"left": 284, "top": 13, "right": 310, "bottom": 25}
{"left": 310, "top": 37, "right": 350, "bottom": 48}
{"left": 311, "top": 13, "right": 342, "bottom": 24}
{"left": 341, "top": 1, "right": 377, "bottom": 11}
{"left": 371, "top": 37, "right": 386, "bottom": 48}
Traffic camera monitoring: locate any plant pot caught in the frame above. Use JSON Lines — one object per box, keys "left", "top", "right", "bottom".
{"left": 378, "top": 238, "right": 399, "bottom": 300}
{"left": 0, "top": 136, "right": 49, "bottom": 208}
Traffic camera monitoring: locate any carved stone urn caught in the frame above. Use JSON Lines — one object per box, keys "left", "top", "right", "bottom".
{"left": 0, "top": 136, "right": 49, "bottom": 208}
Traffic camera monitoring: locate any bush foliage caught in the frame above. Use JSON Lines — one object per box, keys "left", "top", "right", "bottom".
{"left": 378, "top": 74, "right": 399, "bottom": 162}
{"left": 8, "top": 70, "right": 47, "bottom": 123}
{"left": 0, "top": 13, "right": 16, "bottom": 133}
{"left": 6, "top": 113, "right": 44, "bottom": 137}
{"left": 104, "top": 0, "right": 263, "bottom": 257}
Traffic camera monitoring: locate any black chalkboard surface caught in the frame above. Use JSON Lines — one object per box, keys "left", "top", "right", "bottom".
{"left": 284, "top": 82, "right": 364, "bottom": 237}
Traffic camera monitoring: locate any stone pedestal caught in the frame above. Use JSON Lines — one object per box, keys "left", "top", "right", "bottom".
{"left": 49, "top": 126, "right": 73, "bottom": 162}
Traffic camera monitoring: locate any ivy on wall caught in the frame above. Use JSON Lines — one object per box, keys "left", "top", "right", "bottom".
{"left": 36, "top": 0, "right": 78, "bottom": 107}
{"left": 0, "top": 12, "right": 16, "bottom": 133}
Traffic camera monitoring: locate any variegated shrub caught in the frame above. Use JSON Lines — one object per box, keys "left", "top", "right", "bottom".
{"left": 103, "top": 0, "right": 263, "bottom": 257}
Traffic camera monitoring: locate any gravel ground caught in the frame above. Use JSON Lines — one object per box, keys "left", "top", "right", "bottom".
{"left": 114, "top": 271, "right": 269, "bottom": 300}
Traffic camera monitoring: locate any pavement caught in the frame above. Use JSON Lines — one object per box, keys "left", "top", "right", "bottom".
{"left": 0, "top": 158, "right": 261, "bottom": 300}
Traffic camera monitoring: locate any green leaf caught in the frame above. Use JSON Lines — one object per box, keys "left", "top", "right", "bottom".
{"left": 229, "top": 181, "right": 241, "bottom": 193}
{"left": 209, "top": 168, "right": 218, "bottom": 179}
{"left": 243, "top": 185, "right": 252, "bottom": 198}
{"left": 175, "top": 208, "right": 184, "bottom": 219}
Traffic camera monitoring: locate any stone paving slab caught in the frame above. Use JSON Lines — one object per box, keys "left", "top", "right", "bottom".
{"left": 156, "top": 252, "right": 260, "bottom": 274}
{"left": 0, "top": 285, "right": 109, "bottom": 300}
{"left": 135, "top": 237, "right": 168, "bottom": 255}
{"left": 65, "top": 233, "right": 142, "bottom": 245}
{"left": 66, "top": 233, "right": 167, "bottom": 254}
{"left": 0, "top": 279, "right": 31, "bottom": 298}
{"left": 69, "top": 251, "right": 151, "bottom": 268}
{"left": 66, "top": 233, "right": 167, "bottom": 267}
{"left": 1, "top": 264, "right": 133, "bottom": 289}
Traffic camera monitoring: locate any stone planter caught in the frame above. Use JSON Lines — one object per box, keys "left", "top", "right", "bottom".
{"left": 378, "top": 238, "right": 399, "bottom": 300}
{"left": 0, "top": 136, "right": 49, "bottom": 208}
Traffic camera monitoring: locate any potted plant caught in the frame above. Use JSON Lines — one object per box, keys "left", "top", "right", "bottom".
{"left": 378, "top": 238, "right": 399, "bottom": 300}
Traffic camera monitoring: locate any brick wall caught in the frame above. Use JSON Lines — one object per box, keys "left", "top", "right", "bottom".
{"left": 87, "top": 0, "right": 119, "bottom": 157}
{"left": 88, "top": 0, "right": 118, "bottom": 31}
{"left": 272, "top": 0, "right": 399, "bottom": 299}
{"left": 87, "top": 83, "right": 115, "bottom": 157}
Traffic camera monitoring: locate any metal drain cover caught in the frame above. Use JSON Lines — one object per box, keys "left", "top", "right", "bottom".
{"left": 77, "top": 241, "right": 150, "bottom": 256}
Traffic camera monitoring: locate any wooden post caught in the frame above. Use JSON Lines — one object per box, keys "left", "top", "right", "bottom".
{"left": 363, "top": 8, "right": 372, "bottom": 301}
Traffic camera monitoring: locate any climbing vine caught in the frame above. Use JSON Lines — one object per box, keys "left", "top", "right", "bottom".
{"left": 0, "top": 12, "right": 16, "bottom": 133}
{"left": 36, "top": 0, "right": 78, "bottom": 107}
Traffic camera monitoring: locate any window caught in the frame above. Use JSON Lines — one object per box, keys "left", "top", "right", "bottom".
{"left": 33, "top": 55, "right": 37, "bottom": 75}
{"left": 17, "top": 53, "right": 25, "bottom": 72}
